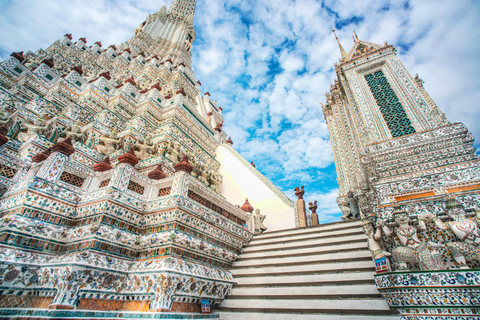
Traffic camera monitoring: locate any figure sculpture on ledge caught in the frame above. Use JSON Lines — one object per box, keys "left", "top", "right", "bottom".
{"left": 347, "top": 191, "right": 360, "bottom": 220}
{"left": 208, "top": 170, "right": 222, "bottom": 193}
{"left": 19, "top": 116, "right": 57, "bottom": 142}
{"left": 165, "top": 142, "right": 182, "bottom": 163}
{"left": 135, "top": 137, "right": 156, "bottom": 160}
{"left": 60, "top": 122, "right": 87, "bottom": 144}
{"left": 379, "top": 205, "right": 444, "bottom": 271}
{"left": 252, "top": 209, "right": 267, "bottom": 234}
{"left": 0, "top": 107, "right": 18, "bottom": 128}
{"left": 97, "top": 130, "right": 124, "bottom": 155}
{"left": 361, "top": 213, "right": 390, "bottom": 262}
{"left": 432, "top": 194, "right": 480, "bottom": 269}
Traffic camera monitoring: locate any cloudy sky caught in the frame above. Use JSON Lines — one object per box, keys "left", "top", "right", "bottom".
{"left": 1, "top": 0, "right": 479, "bottom": 223}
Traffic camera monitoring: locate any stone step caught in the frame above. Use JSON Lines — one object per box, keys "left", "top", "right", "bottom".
{"left": 239, "top": 242, "right": 368, "bottom": 260}
{"left": 235, "top": 271, "right": 377, "bottom": 286}
{"left": 218, "top": 298, "right": 392, "bottom": 311}
{"left": 252, "top": 220, "right": 362, "bottom": 242}
{"left": 217, "top": 311, "right": 400, "bottom": 320}
{"left": 232, "top": 260, "right": 375, "bottom": 277}
{"left": 233, "top": 249, "right": 372, "bottom": 268}
{"left": 229, "top": 284, "right": 381, "bottom": 297}
{"left": 243, "top": 233, "right": 366, "bottom": 253}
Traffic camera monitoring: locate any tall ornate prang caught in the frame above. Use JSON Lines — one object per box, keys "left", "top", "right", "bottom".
{"left": 0, "top": 0, "right": 267, "bottom": 317}
{"left": 324, "top": 30, "right": 480, "bottom": 319}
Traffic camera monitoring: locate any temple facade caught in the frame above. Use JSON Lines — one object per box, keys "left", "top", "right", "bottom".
{"left": 0, "top": 0, "right": 295, "bottom": 317}
{"left": 324, "top": 30, "right": 480, "bottom": 319}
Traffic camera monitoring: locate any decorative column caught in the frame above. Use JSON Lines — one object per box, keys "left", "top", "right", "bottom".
{"left": 309, "top": 201, "right": 319, "bottom": 226}
{"left": 35, "top": 137, "right": 75, "bottom": 183}
{"left": 295, "top": 186, "right": 307, "bottom": 227}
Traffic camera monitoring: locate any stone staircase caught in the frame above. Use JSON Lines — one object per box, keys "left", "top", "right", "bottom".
{"left": 215, "top": 219, "right": 400, "bottom": 320}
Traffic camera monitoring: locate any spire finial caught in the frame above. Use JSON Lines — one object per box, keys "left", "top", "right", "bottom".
{"left": 332, "top": 29, "right": 348, "bottom": 59}
{"left": 354, "top": 30, "right": 359, "bottom": 41}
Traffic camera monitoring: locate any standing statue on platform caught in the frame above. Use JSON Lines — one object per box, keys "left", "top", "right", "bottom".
{"left": 294, "top": 186, "right": 308, "bottom": 227}
{"left": 135, "top": 137, "right": 156, "bottom": 160}
{"left": 379, "top": 205, "right": 444, "bottom": 271}
{"left": 347, "top": 191, "right": 360, "bottom": 220}
{"left": 252, "top": 209, "right": 267, "bottom": 234}
{"left": 19, "top": 116, "right": 57, "bottom": 142}
{"left": 97, "top": 131, "right": 124, "bottom": 155}
{"left": 431, "top": 194, "right": 480, "bottom": 269}
{"left": 208, "top": 170, "right": 221, "bottom": 193}
{"left": 309, "top": 201, "right": 319, "bottom": 226}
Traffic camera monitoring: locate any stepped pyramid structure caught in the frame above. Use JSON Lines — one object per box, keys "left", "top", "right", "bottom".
{"left": 0, "top": 0, "right": 296, "bottom": 318}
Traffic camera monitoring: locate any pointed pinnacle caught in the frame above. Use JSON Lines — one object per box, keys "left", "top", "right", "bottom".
{"left": 332, "top": 29, "right": 348, "bottom": 59}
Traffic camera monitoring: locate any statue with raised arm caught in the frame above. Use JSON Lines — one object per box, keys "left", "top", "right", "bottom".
{"left": 431, "top": 193, "right": 480, "bottom": 269}
{"left": 19, "top": 116, "right": 57, "bottom": 142}
{"left": 97, "top": 130, "right": 123, "bottom": 155}
{"left": 135, "top": 137, "right": 156, "bottom": 160}
{"left": 61, "top": 122, "right": 87, "bottom": 144}
{"left": 253, "top": 209, "right": 267, "bottom": 234}
{"left": 165, "top": 142, "right": 181, "bottom": 163}
{"left": 380, "top": 204, "right": 444, "bottom": 271}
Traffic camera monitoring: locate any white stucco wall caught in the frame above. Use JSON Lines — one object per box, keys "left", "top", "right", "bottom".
{"left": 216, "top": 144, "right": 296, "bottom": 232}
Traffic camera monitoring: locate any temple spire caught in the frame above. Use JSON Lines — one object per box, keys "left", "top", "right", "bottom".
{"left": 332, "top": 29, "right": 348, "bottom": 59}
{"left": 167, "top": 0, "right": 196, "bottom": 20}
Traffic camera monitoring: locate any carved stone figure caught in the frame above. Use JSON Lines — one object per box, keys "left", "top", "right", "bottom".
{"left": 432, "top": 194, "right": 480, "bottom": 269}
{"left": 208, "top": 170, "right": 222, "bottom": 193}
{"left": 135, "top": 137, "right": 156, "bottom": 160}
{"left": 294, "top": 186, "right": 304, "bottom": 200}
{"left": 361, "top": 214, "right": 389, "bottom": 261}
{"left": 347, "top": 191, "right": 360, "bottom": 219}
{"left": 309, "top": 201, "right": 319, "bottom": 226}
{"left": 19, "top": 116, "right": 57, "bottom": 142}
{"left": 252, "top": 209, "right": 267, "bottom": 234}
{"left": 0, "top": 107, "right": 18, "bottom": 128}
{"left": 294, "top": 186, "right": 307, "bottom": 227}
{"left": 165, "top": 142, "right": 182, "bottom": 163}
{"left": 60, "top": 122, "right": 87, "bottom": 144}
{"left": 96, "top": 131, "right": 123, "bottom": 155}
{"left": 380, "top": 206, "right": 444, "bottom": 271}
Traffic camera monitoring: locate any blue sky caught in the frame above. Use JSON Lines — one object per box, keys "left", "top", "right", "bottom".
{"left": 1, "top": 0, "right": 480, "bottom": 223}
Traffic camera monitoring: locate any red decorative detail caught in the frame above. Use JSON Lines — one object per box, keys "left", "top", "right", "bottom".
{"left": 148, "top": 165, "right": 167, "bottom": 180}
{"left": 308, "top": 200, "right": 317, "bottom": 213}
{"left": 94, "top": 41, "right": 102, "bottom": 47}
{"left": 123, "top": 48, "right": 131, "bottom": 54}
{"left": 51, "top": 136, "right": 75, "bottom": 156}
{"left": 164, "top": 94, "right": 172, "bottom": 99}
{"left": 64, "top": 34, "right": 73, "bottom": 40}
{"left": 125, "top": 77, "right": 136, "bottom": 86}
{"left": 108, "top": 44, "right": 117, "bottom": 50}
{"left": 165, "top": 58, "right": 173, "bottom": 64}
{"left": 294, "top": 186, "right": 305, "bottom": 200}
{"left": 178, "top": 62, "right": 186, "bottom": 67}
{"left": 225, "top": 137, "right": 233, "bottom": 145}
{"left": 138, "top": 52, "right": 145, "bottom": 57}
{"left": 151, "top": 84, "right": 162, "bottom": 91}
{"left": 250, "top": 161, "right": 255, "bottom": 167}
{"left": 214, "top": 122, "right": 223, "bottom": 133}
{"left": 160, "top": 62, "right": 165, "bottom": 65}
{"left": 173, "top": 156, "right": 193, "bottom": 174}
{"left": 152, "top": 55, "right": 159, "bottom": 60}
{"left": 140, "top": 89, "right": 148, "bottom": 94}
{"left": 93, "top": 156, "right": 113, "bottom": 172}
{"left": 196, "top": 80, "right": 201, "bottom": 86}
{"left": 71, "top": 65, "right": 83, "bottom": 76}
{"left": 41, "top": 58, "right": 54, "bottom": 68}
{"left": 10, "top": 52, "right": 24, "bottom": 63}
{"left": 207, "top": 111, "right": 213, "bottom": 116}
{"left": 204, "top": 91, "right": 210, "bottom": 96}
{"left": 219, "top": 106, "right": 223, "bottom": 111}
{"left": 32, "top": 148, "right": 52, "bottom": 163}
{"left": 118, "top": 148, "right": 139, "bottom": 166}
{"left": 115, "top": 83, "right": 124, "bottom": 89}
{"left": 0, "top": 125, "right": 9, "bottom": 146}
{"left": 99, "top": 71, "right": 111, "bottom": 80}
{"left": 175, "top": 88, "right": 186, "bottom": 96}
{"left": 79, "top": 37, "right": 87, "bottom": 44}
{"left": 241, "top": 198, "right": 254, "bottom": 213}
{"left": 88, "top": 79, "right": 97, "bottom": 83}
